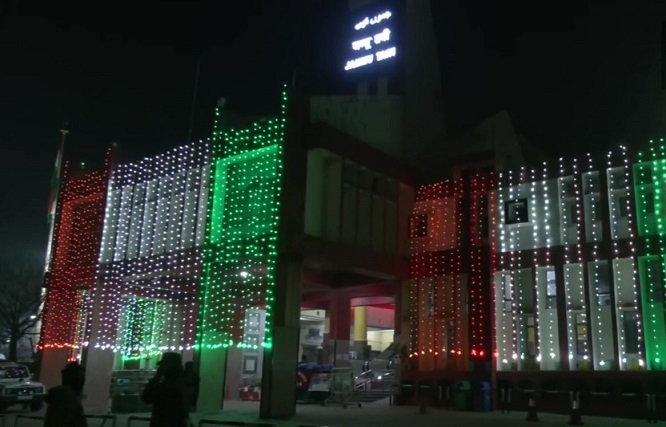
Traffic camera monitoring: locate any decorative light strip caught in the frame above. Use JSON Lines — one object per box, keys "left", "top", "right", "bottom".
{"left": 197, "top": 86, "right": 288, "bottom": 350}
{"left": 39, "top": 155, "right": 110, "bottom": 360}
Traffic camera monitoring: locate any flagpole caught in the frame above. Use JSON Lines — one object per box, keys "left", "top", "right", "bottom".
{"left": 44, "top": 122, "right": 69, "bottom": 273}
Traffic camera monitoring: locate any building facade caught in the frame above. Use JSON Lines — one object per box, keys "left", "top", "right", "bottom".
{"left": 406, "top": 142, "right": 666, "bottom": 417}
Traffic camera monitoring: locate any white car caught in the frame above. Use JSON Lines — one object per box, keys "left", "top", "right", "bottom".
{"left": 0, "top": 363, "right": 45, "bottom": 412}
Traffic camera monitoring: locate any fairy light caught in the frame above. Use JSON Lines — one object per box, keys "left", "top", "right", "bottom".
{"left": 635, "top": 139, "right": 666, "bottom": 370}
{"left": 92, "top": 141, "right": 210, "bottom": 360}
{"left": 197, "top": 87, "right": 288, "bottom": 351}
{"left": 40, "top": 154, "right": 110, "bottom": 361}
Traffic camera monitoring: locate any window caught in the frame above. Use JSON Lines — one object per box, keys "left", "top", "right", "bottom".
{"left": 562, "top": 180, "right": 575, "bottom": 197}
{"left": 591, "top": 200, "right": 602, "bottom": 222}
{"left": 427, "top": 280, "right": 435, "bottom": 317}
{"left": 645, "top": 193, "right": 655, "bottom": 214}
{"left": 585, "top": 173, "right": 600, "bottom": 194}
{"left": 546, "top": 270, "right": 557, "bottom": 309}
{"left": 526, "top": 315, "right": 536, "bottom": 357}
{"left": 569, "top": 203, "right": 578, "bottom": 226}
{"left": 479, "top": 195, "right": 489, "bottom": 240}
{"left": 446, "top": 320, "right": 455, "bottom": 351}
{"left": 618, "top": 196, "right": 630, "bottom": 218}
{"left": 612, "top": 173, "right": 627, "bottom": 189}
{"left": 504, "top": 198, "right": 529, "bottom": 225}
{"left": 595, "top": 264, "right": 612, "bottom": 307}
{"left": 503, "top": 274, "right": 512, "bottom": 313}
{"left": 623, "top": 311, "right": 640, "bottom": 354}
{"left": 576, "top": 313, "right": 588, "bottom": 356}
{"left": 410, "top": 214, "right": 428, "bottom": 238}
{"left": 647, "top": 258, "right": 664, "bottom": 303}
{"left": 638, "top": 168, "right": 652, "bottom": 186}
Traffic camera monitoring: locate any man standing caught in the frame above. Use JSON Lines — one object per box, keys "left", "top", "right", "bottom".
{"left": 183, "top": 361, "right": 200, "bottom": 412}
{"left": 44, "top": 362, "right": 87, "bottom": 427}
{"left": 142, "top": 352, "right": 188, "bottom": 427}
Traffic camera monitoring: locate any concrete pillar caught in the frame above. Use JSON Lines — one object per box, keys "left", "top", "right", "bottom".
{"left": 259, "top": 89, "right": 308, "bottom": 419}
{"left": 39, "top": 348, "right": 68, "bottom": 390}
{"left": 82, "top": 346, "right": 114, "bottom": 411}
{"left": 325, "top": 291, "right": 351, "bottom": 366}
{"left": 259, "top": 253, "right": 304, "bottom": 419}
{"left": 353, "top": 306, "right": 368, "bottom": 342}
{"left": 353, "top": 306, "right": 368, "bottom": 360}
{"left": 197, "top": 347, "right": 227, "bottom": 413}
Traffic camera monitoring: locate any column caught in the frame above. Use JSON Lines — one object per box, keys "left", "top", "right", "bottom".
{"left": 353, "top": 306, "right": 368, "bottom": 360}
{"left": 259, "top": 89, "right": 308, "bottom": 419}
{"left": 259, "top": 253, "right": 304, "bottom": 418}
{"left": 197, "top": 348, "right": 227, "bottom": 413}
{"left": 39, "top": 348, "right": 68, "bottom": 390}
{"left": 325, "top": 291, "right": 352, "bottom": 366}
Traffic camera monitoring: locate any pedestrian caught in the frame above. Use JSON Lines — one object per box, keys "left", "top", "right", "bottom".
{"left": 183, "top": 361, "right": 200, "bottom": 412}
{"left": 43, "top": 362, "right": 87, "bottom": 427}
{"left": 142, "top": 352, "right": 189, "bottom": 427}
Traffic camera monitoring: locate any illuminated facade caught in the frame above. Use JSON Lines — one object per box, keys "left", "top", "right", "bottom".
{"left": 39, "top": 155, "right": 111, "bottom": 388}
{"left": 407, "top": 142, "right": 666, "bottom": 417}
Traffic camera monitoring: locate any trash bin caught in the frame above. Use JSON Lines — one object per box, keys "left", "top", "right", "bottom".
{"left": 454, "top": 381, "right": 472, "bottom": 411}
{"left": 473, "top": 381, "right": 492, "bottom": 412}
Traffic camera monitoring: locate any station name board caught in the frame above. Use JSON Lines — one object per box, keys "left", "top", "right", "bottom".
{"left": 344, "top": 9, "right": 398, "bottom": 72}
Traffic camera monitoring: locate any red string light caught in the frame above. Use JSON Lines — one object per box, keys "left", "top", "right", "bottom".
{"left": 39, "top": 152, "right": 111, "bottom": 361}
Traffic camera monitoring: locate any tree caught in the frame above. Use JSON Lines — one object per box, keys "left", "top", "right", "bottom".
{"left": 0, "top": 259, "right": 44, "bottom": 361}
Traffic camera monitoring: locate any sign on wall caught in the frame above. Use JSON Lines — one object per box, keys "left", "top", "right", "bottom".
{"left": 344, "top": 3, "right": 400, "bottom": 75}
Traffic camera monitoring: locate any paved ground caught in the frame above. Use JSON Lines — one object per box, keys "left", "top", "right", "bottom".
{"left": 1, "top": 399, "right": 653, "bottom": 426}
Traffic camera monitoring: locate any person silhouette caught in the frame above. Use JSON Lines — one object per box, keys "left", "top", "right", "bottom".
{"left": 44, "top": 362, "right": 87, "bottom": 427}
{"left": 142, "top": 352, "right": 188, "bottom": 427}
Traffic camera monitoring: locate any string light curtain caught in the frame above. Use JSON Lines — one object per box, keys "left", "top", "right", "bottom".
{"left": 408, "top": 174, "right": 492, "bottom": 365}
{"left": 197, "top": 86, "right": 287, "bottom": 351}
{"left": 635, "top": 139, "right": 666, "bottom": 370}
{"left": 93, "top": 141, "right": 211, "bottom": 359}
{"left": 40, "top": 154, "right": 111, "bottom": 361}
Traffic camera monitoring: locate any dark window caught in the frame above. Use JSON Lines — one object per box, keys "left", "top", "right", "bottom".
{"left": 504, "top": 198, "right": 529, "bottom": 225}
{"left": 596, "top": 264, "right": 612, "bottom": 307}
{"left": 645, "top": 193, "right": 655, "bottom": 214}
{"left": 569, "top": 204, "right": 578, "bottom": 226}
{"left": 638, "top": 168, "right": 652, "bottom": 186}
{"left": 479, "top": 196, "right": 489, "bottom": 240}
{"left": 503, "top": 275, "right": 512, "bottom": 313}
{"left": 585, "top": 173, "right": 600, "bottom": 194}
{"left": 647, "top": 258, "right": 664, "bottom": 303}
{"left": 546, "top": 270, "right": 557, "bottom": 309}
{"left": 480, "top": 214, "right": 489, "bottom": 239}
{"left": 618, "top": 196, "right": 630, "bottom": 218}
{"left": 612, "top": 173, "right": 627, "bottom": 189}
{"left": 576, "top": 313, "right": 588, "bottom": 356}
{"left": 410, "top": 214, "right": 428, "bottom": 238}
{"left": 428, "top": 281, "right": 435, "bottom": 317}
{"left": 526, "top": 315, "right": 536, "bottom": 357}
{"left": 481, "top": 166, "right": 494, "bottom": 176}
{"left": 446, "top": 320, "right": 455, "bottom": 351}
{"left": 623, "top": 311, "right": 640, "bottom": 354}
{"left": 562, "top": 180, "right": 575, "bottom": 197}
{"left": 591, "top": 200, "right": 602, "bottom": 222}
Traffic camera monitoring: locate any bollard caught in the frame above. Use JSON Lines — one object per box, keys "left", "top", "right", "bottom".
{"left": 525, "top": 395, "right": 539, "bottom": 422}
{"left": 647, "top": 393, "right": 657, "bottom": 424}
{"left": 568, "top": 393, "right": 583, "bottom": 425}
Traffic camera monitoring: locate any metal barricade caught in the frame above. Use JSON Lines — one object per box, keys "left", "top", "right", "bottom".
{"left": 126, "top": 415, "right": 152, "bottom": 427}
{"left": 13, "top": 415, "right": 44, "bottom": 427}
{"left": 86, "top": 414, "right": 118, "bottom": 427}
{"left": 197, "top": 421, "right": 275, "bottom": 427}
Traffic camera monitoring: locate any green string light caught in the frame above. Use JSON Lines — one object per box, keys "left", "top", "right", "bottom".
{"left": 635, "top": 138, "right": 666, "bottom": 370}
{"left": 197, "top": 85, "right": 288, "bottom": 350}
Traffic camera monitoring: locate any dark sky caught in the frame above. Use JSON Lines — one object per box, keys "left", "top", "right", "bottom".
{"left": 1, "top": 0, "right": 665, "bottom": 258}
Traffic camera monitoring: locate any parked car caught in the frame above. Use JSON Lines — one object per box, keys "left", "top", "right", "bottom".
{"left": 0, "top": 363, "right": 45, "bottom": 412}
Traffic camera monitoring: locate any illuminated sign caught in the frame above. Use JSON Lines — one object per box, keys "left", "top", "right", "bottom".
{"left": 344, "top": 8, "right": 398, "bottom": 72}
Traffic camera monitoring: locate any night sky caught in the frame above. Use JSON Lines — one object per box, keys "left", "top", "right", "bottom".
{"left": 1, "top": 1, "right": 665, "bottom": 259}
